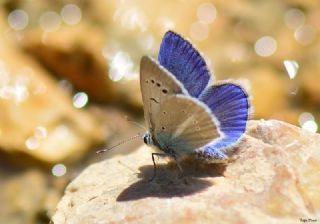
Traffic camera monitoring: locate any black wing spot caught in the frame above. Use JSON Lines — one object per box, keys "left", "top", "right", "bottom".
{"left": 156, "top": 83, "right": 161, "bottom": 87}
{"left": 161, "top": 127, "right": 165, "bottom": 131}
{"left": 163, "top": 111, "right": 167, "bottom": 115}
{"left": 151, "top": 79, "right": 155, "bottom": 84}
{"left": 150, "top": 98, "right": 159, "bottom": 104}
{"left": 145, "top": 79, "right": 149, "bottom": 83}
{"left": 162, "top": 89, "right": 168, "bottom": 94}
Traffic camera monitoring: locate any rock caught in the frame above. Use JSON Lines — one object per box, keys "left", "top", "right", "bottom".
{"left": 22, "top": 23, "right": 118, "bottom": 104}
{"left": 0, "top": 11, "right": 106, "bottom": 163}
{"left": 22, "top": 25, "right": 143, "bottom": 111}
{"left": 0, "top": 168, "right": 70, "bottom": 224}
{"left": 52, "top": 120, "right": 320, "bottom": 224}
{"left": 0, "top": 170, "right": 47, "bottom": 224}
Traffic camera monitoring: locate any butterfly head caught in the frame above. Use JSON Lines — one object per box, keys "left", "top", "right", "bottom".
{"left": 143, "top": 133, "right": 153, "bottom": 145}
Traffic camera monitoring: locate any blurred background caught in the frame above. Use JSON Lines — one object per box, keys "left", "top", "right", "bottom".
{"left": 0, "top": 0, "right": 319, "bottom": 223}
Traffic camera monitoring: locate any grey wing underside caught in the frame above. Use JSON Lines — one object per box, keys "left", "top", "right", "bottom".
{"left": 140, "top": 56, "right": 187, "bottom": 132}
{"left": 154, "top": 95, "right": 222, "bottom": 158}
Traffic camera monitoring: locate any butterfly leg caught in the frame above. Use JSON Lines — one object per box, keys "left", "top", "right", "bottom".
{"left": 149, "top": 152, "right": 167, "bottom": 182}
{"left": 172, "top": 155, "right": 183, "bottom": 178}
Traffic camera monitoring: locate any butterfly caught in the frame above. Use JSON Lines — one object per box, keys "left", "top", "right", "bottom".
{"left": 140, "top": 31, "right": 251, "bottom": 179}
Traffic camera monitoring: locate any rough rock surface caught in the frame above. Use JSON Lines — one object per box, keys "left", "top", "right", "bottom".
{"left": 52, "top": 120, "right": 320, "bottom": 224}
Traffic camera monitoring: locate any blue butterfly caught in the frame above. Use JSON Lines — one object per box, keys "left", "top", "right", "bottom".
{"left": 140, "top": 31, "right": 251, "bottom": 178}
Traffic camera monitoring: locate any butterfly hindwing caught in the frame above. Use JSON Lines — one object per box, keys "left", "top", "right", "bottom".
{"left": 140, "top": 56, "right": 188, "bottom": 131}
{"left": 158, "top": 31, "right": 211, "bottom": 98}
{"left": 154, "top": 95, "right": 222, "bottom": 158}
{"left": 197, "top": 83, "right": 250, "bottom": 160}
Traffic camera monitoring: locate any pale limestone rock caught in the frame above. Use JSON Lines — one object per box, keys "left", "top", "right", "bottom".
{"left": 52, "top": 120, "right": 320, "bottom": 224}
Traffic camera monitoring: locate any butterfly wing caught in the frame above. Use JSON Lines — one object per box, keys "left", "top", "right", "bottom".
{"left": 140, "top": 56, "right": 188, "bottom": 132}
{"left": 158, "top": 31, "right": 211, "bottom": 98}
{"left": 197, "top": 83, "right": 250, "bottom": 161}
{"left": 154, "top": 95, "right": 222, "bottom": 158}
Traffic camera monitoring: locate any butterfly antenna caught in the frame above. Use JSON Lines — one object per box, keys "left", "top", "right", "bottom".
{"left": 96, "top": 133, "right": 143, "bottom": 154}
{"left": 124, "top": 116, "right": 147, "bottom": 132}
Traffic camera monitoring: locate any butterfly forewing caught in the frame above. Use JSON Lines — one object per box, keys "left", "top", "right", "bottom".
{"left": 154, "top": 95, "right": 222, "bottom": 157}
{"left": 140, "top": 56, "right": 187, "bottom": 132}
{"left": 158, "top": 31, "right": 211, "bottom": 97}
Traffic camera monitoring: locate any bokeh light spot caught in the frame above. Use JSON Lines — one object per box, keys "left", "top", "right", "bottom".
{"left": 284, "top": 8, "right": 305, "bottom": 30}
{"left": 197, "top": 3, "right": 217, "bottom": 24}
{"left": 109, "top": 51, "right": 134, "bottom": 82}
{"left": 14, "top": 84, "right": 29, "bottom": 103}
{"left": 0, "top": 63, "right": 32, "bottom": 103}
{"left": 39, "top": 11, "right": 61, "bottom": 32}
{"left": 25, "top": 137, "right": 40, "bottom": 150}
{"left": 302, "top": 120, "right": 318, "bottom": 133}
{"left": 299, "top": 112, "right": 318, "bottom": 133}
{"left": 119, "top": 8, "right": 148, "bottom": 31}
{"left": 299, "top": 112, "right": 315, "bottom": 127}
{"left": 52, "top": 164, "right": 67, "bottom": 177}
{"left": 294, "top": 25, "right": 316, "bottom": 46}
{"left": 34, "top": 126, "right": 47, "bottom": 139}
{"left": 8, "top": 9, "right": 29, "bottom": 31}
{"left": 254, "top": 36, "right": 277, "bottom": 57}
{"left": 73, "top": 92, "right": 89, "bottom": 109}
{"left": 61, "top": 4, "right": 82, "bottom": 25}
{"left": 283, "top": 60, "right": 299, "bottom": 79}
{"left": 58, "top": 79, "right": 73, "bottom": 93}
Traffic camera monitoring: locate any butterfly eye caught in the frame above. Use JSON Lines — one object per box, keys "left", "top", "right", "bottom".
{"left": 162, "top": 89, "right": 168, "bottom": 94}
{"left": 143, "top": 135, "right": 148, "bottom": 144}
{"left": 156, "top": 83, "right": 161, "bottom": 87}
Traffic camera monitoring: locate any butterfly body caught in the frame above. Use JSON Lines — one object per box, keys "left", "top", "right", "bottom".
{"left": 140, "top": 31, "right": 251, "bottom": 166}
{"left": 143, "top": 132, "right": 175, "bottom": 158}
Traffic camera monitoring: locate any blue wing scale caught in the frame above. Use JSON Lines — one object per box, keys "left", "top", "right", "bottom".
{"left": 158, "top": 31, "right": 211, "bottom": 97}
{"left": 197, "top": 83, "right": 250, "bottom": 160}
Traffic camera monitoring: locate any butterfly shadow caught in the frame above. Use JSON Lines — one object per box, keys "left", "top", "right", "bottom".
{"left": 117, "top": 158, "right": 226, "bottom": 201}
